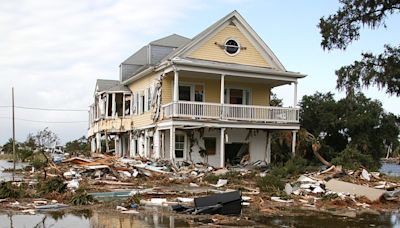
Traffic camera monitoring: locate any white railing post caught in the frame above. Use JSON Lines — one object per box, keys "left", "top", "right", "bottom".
{"left": 293, "top": 81, "right": 298, "bottom": 107}
{"left": 220, "top": 74, "right": 225, "bottom": 119}
{"left": 173, "top": 70, "right": 179, "bottom": 117}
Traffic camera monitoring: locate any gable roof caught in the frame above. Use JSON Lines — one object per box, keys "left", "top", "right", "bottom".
{"left": 167, "top": 10, "right": 286, "bottom": 71}
{"left": 96, "top": 79, "right": 130, "bottom": 93}
{"left": 121, "top": 11, "right": 305, "bottom": 85}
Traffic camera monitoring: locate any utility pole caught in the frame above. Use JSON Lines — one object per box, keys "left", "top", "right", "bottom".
{"left": 12, "top": 87, "right": 16, "bottom": 181}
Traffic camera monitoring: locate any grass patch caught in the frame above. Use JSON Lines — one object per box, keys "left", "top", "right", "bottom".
{"left": 69, "top": 189, "right": 95, "bottom": 205}
{"left": 256, "top": 175, "right": 284, "bottom": 193}
{"left": 0, "top": 182, "right": 27, "bottom": 199}
{"left": 38, "top": 176, "right": 67, "bottom": 195}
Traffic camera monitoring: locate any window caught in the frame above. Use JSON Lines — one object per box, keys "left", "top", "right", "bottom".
{"left": 124, "top": 94, "right": 131, "bottom": 116}
{"left": 139, "top": 94, "right": 145, "bottom": 114}
{"left": 224, "top": 39, "right": 240, "bottom": 55}
{"left": 175, "top": 134, "right": 185, "bottom": 159}
{"left": 179, "top": 85, "right": 191, "bottom": 101}
{"left": 204, "top": 137, "right": 216, "bottom": 155}
{"left": 147, "top": 88, "right": 152, "bottom": 111}
{"left": 194, "top": 85, "right": 204, "bottom": 102}
{"left": 179, "top": 84, "right": 204, "bottom": 102}
{"left": 224, "top": 88, "right": 251, "bottom": 105}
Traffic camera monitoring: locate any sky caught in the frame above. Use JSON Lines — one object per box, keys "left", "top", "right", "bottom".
{"left": 0, "top": 0, "right": 399, "bottom": 145}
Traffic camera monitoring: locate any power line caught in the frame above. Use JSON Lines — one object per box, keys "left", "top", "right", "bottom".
{"left": 0, "top": 117, "right": 87, "bottom": 124}
{"left": 0, "top": 105, "right": 87, "bottom": 112}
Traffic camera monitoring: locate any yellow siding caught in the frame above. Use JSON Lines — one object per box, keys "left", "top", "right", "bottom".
{"left": 162, "top": 73, "right": 173, "bottom": 104}
{"left": 161, "top": 73, "right": 271, "bottom": 106}
{"left": 225, "top": 81, "right": 270, "bottom": 106}
{"left": 188, "top": 24, "right": 270, "bottom": 68}
{"left": 128, "top": 73, "right": 158, "bottom": 128}
{"left": 88, "top": 117, "right": 134, "bottom": 137}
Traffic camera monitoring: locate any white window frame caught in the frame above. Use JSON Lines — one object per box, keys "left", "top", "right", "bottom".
{"left": 224, "top": 87, "right": 252, "bottom": 105}
{"left": 174, "top": 132, "right": 187, "bottom": 160}
{"left": 224, "top": 38, "right": 241, "bottom": 56}
{"left": 178, "top": 82, "right": 205, "bottom": 102}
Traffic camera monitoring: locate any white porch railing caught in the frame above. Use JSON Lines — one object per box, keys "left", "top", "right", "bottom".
{"left": 162, "top": 101, "right": 299, "bottom": 123}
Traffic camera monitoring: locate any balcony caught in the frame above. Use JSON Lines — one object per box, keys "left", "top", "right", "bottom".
{"left": 162, "top": 101, "right": 299, "bottom": 123}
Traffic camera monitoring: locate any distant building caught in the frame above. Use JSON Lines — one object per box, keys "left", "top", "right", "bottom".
{"left": 88, "top": 11, "right": 306, "bottom": 167}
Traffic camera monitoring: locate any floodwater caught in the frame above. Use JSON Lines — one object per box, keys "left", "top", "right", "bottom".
{"left": 0, "top": 209, "right": 399, "bottom": 228}
{"left": 0, "top": 160, "right": 28, "bottom": 182}
{"left": 380, "top": 162, "right": 400, "bottom": 177}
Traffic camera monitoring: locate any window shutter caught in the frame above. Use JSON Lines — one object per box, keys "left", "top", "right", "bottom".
{"left": 144, "top": 88, "right": 149, "bottom": 112}
{"left": 136, "top": 92, "right": 140, "bottom": 115}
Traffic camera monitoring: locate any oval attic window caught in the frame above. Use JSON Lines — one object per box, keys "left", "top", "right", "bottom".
{"left": 224, "top": 39, "right": 240, "bottom": 55}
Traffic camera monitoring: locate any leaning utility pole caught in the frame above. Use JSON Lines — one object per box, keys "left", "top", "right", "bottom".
{"left": 12, "top": 87, "right": 16, "bottom": 181}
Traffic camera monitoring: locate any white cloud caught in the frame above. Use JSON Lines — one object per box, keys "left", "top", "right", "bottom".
{"left": 0, "top": 0, "right": 204, "bottom": 144}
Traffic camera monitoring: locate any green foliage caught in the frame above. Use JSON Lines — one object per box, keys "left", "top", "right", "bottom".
{"left": 270, "top": 93, "right": 283, "bottom": 107}
{"left": 38, "top": 176, "right": 67, "bottom": 195}
{"left": 319, "top": 0, "right": 400, "bottom": 96}
{"left": 69, "top": 189, "right": 95, "bottom": 205}
{"left": 17, "top": 148, "right": 33, "bottom": 162}
{"left": 65, "top": 136, "right": 90, "bottom": 156}
{"left": 256, "top": 175, "right": 284, "bottom": 193}
{"left": 299, "top": 92, "right": 399, "bottom": 168}
{"left": 319, "top": 0, "right": 400, "bottom": 50}
{"left": 31, "top": 153, "right": 48, "bottom": 170}
{"left": 0, "top": 182, "right": 26, "bottom": 199}
{"left": 270, "top": 157, "right": 317, "bottom": 178}
{"left": 331, "top": 146, "right": 379, "bottom": 171}
{"left": 336, "top": 45, "right": 400, "bottom": 96}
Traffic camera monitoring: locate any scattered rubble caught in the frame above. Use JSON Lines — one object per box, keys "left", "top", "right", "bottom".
{"left": 0, "top": 154, "right": 399, "bottom": 218}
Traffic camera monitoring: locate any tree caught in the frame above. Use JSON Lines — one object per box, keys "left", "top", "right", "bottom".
{"left": 299, "top": 91, "right": 400, "bottom": 169}
{"left": 319, "top": 0, "right": 400, "bottom": 96}
{"left": 35, "top": 127, "right": 59, "bottom": 149}
{"left": 65, "top": 136, "right": 90, "bottom": 156}
{"left": 33, "top": 128, "right": 59, "bottom": 179}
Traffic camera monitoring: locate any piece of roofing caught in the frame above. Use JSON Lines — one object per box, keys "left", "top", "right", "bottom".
{"left": 96, "top": 79, "right": 130, "bottom": 93}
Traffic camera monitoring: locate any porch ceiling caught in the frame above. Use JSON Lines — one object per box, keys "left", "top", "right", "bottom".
{"left": 179, "top": 71, "right": 292, "bottom": 87}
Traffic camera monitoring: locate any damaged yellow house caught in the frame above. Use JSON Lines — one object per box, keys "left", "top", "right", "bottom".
{"left": 88, "top": 11, "right": 306, "bottom": 167}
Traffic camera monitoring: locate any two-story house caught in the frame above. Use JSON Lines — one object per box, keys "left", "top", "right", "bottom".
{"left": 88, "top": 11, "right": 306, "bottom": 167}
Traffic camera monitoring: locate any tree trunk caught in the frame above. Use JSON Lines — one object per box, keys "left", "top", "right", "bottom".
{"left": 312, "top": 143, "right": 332, "bottom": 167}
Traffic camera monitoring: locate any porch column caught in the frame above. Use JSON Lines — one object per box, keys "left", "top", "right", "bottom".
{"left": 169, "top": 126, "right": 175, "bottom": 160}
{"left": 122, "top": 93, "right": 126, "bottom": 117}
{"left": 293, "top": 81, "right": 298, "bottom": 107}
{"left": 90, "top": 137, "right": 96, "bottom": 153}
{"left": 220, "top": 128, "right": 226, "bottom": 168}
{"left": 154, "top": 129, "right": 161, "bottom": 158}
{"left": 112, "top": 93, "right": 116, "bottom": 117}
{"left": 144, "top": 130, "right": 148, "bottom": 158}
{"left": 220, "top": 74, "right": 225, "bottom": 119}
{"left": 292, "top": 130, "right": 297, "bottom": 156}
{"left": 95, "top": 133, "right": 101, "bottom": 153}
{"left": 266, "top": 131, "right": 272, "bottom": 163}
{"left": 173, "top": 70, "right": 179, "bottom": 116}
{"left": 105, "top": 94, "right": 109, "bottom": 117}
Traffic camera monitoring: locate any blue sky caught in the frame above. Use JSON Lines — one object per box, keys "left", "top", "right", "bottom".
{"left": 0, "top": 0, "right": 399, "bottom": 145}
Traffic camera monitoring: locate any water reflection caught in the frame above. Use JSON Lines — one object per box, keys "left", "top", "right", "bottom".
{"left": 0, "top": 160, "right": 28, "bottom": 181}
{"left": 1, "top": 209, "right": 400, "bottom": 228}
{"left": 380, "top": 162, "right": 400, "bottom": 177}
